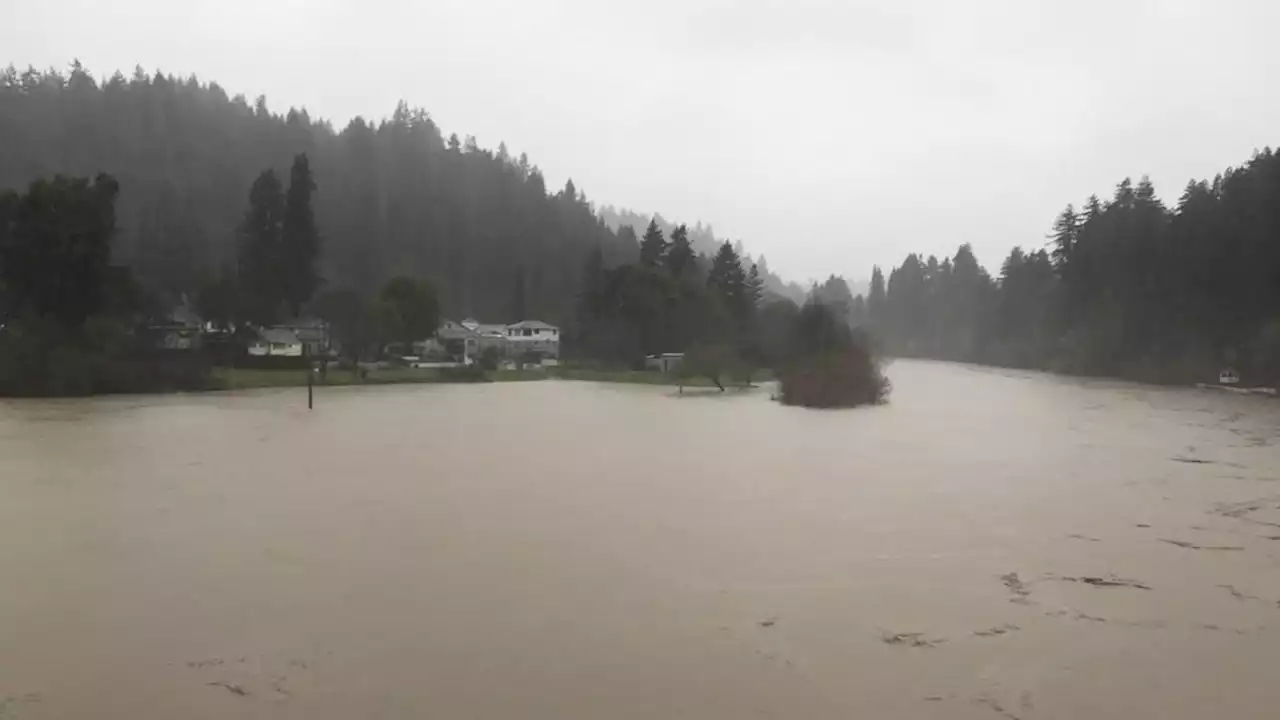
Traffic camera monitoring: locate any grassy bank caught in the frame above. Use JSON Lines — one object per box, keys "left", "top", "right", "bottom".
{"left": 547, "top": 366, "right": 770, "bottom": 388}
{"left": 210, "top": 365, "right": 552, "bottom": 390}
{"left": 208, "top": 365, "right": 767, "bottom": 392}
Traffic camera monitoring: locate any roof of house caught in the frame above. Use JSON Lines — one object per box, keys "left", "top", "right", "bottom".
{"left": 474, "top": 324, "right": 507, "bottom": 336}
{"left": 436, "top": 320, "right": 478, "bottom": 340}
{"left": 507, "top": 319, "right": 559, "bottom": 330}
{"left": 258, "top": 327, "right": 301, "bottom": 345}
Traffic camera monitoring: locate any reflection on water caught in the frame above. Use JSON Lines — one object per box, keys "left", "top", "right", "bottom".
{"left": 2, "top": 361, "right": 1280, "bottom": 719}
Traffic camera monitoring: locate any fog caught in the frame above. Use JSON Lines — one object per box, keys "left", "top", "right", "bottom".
{"left": 5, "top": 0, "right": 1280, "bottom": 280}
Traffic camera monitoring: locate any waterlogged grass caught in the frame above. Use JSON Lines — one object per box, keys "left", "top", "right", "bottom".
{"left": 210, "top": 365, "right": 552, "bottom": 390}
{"left": 548, "top": 367, "right": 764, "bottom": 388}
{"left": 490, "top": 369, "right": 551, "bottom": 382}
{"left": 209, "top": 365, "right": 770, "bottom": 391}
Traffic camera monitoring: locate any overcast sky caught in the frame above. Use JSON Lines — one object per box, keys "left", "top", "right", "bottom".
{"left": 7, "top": 0, "right": 1280, "bottom": 284}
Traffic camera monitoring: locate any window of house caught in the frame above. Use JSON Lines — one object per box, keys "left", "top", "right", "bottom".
{"left": 523, "top": 329, "right": 532, "bottom": 337}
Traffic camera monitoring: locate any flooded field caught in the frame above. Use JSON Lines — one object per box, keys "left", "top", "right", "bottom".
{"left": 2, "top": 360, "right": 1280, "bottom": 719}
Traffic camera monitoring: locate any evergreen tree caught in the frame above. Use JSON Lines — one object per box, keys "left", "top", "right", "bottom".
{"left": 236, "top": 169, "right": 285, "bottom": 324}
{"left": 0, "top": 174, "right": 120, "bottom": 328}
{"left": 746, "top": 263, "right": 764, "bottom": 311}
{"left": 867, "top": 266, "right": 887, "bottom": 328}
{"left": 1049, "top": 204, "right": 1079, "bottom": 274}
{"left": 281, "top": 153, "right": 320, "bottom": 317}
{"left": 708, "top": 241, "right": 747, "bottom": 322}
{"left": 666, "top": 223, "right": 694, "bottom": 277}
{"left": 639, "top": 219, "right": 668, "bottom": 269}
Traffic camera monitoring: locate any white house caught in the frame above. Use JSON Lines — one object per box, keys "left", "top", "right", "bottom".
{"left": 505, "top": 320, "right": 560, "bottom": 359}
{"left": 248, "top": 327, "right": 304, "bottom": 357}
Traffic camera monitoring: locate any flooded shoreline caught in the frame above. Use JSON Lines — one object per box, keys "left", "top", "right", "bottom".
{"left": 2, "top": 360, "right": 1279, "bottom": 718}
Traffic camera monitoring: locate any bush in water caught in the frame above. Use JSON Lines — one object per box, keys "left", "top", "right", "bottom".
{"left": 776, "top": 346, "right": 890, "bottom": 408}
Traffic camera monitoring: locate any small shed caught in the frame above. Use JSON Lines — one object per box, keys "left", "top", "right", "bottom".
{"left": 645, "top": 353, "right": 684, "bottom": 373}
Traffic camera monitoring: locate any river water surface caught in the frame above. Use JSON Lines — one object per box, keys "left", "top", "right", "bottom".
{"left": 3, "top": 360, "right": 1280, "bottom": 718}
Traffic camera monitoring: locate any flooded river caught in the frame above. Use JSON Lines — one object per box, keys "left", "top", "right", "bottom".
{"left": 2, "top": 360, "right": 1280, "bottom": 719}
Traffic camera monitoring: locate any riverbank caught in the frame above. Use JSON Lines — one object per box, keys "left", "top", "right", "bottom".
{"left": 210, "top": 366, "right": 547, "bottom": 390}
{"left": 0, "top": 363, "right": 766, "bottom": 397}
{"left": 547, "top": 367, "right": 727, "bottom": 388}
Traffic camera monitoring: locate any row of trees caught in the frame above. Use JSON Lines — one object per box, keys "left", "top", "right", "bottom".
{"left": 0, "top": 62, "right": 634, "bottom": 324}
{"left": 192, "top": 154, "right": 324, "bottom": 327}
{"left": 598, "top": 205, "right": 807, "bottom": 304}
{"left": 575, "top": 219, "right": 766, "bottom": 366}
{"left": 0, "top": 174, "right": 215, "bottom": 394}
{"left": 851, "top": 147, "right": 1280, "bottom": 383}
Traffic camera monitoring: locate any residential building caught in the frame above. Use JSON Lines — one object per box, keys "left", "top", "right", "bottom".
{"left": 505, "top": 320, "right": 560, "bottom": 359}
{"left": 424, "top": 318, "right": 561, "bottom": 363}
{"left": 435, "top": 320, "right": 480, "bottom": 362}
{"left": 248, "top": 327, "right": 304, "bottom": 357}
{"left": 147, "top": 305, "right": 204, "bottom": 351}
{"left": 285, "top": 318, "right": 330, "bottom": 357}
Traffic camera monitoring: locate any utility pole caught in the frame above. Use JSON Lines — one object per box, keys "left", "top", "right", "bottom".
{"left": 305, "top": 345, "right": 314, "bottom": 410}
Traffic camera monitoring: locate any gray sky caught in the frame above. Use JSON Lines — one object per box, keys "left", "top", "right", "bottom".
{"left": 7, "top": 0, "right": 1280, "bottom": 284}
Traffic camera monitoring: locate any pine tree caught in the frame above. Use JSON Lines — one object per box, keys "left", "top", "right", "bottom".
{"left": 666, "top": 223, "right": 694, "bottom": 277}
{"left": 0, "top": 174, "right": 120, "bottom": 329}
{"left": 746, "top": 263, "right": 764, "bottom": 309}
{"left": 639, "top": 219, "right": 669, "bottom": 269}
{"left": 281, "top": 153, "right": 320, "bottom": 317}
{"left": 237, "top": 169, "right": 285, "bottom": 325}
{"left": 867, "top": 266, "right": 887, "bottom": 327}
{"left": 1049, "top": 204, "right": 1079, "bottom": 275}
{"left": 708, "top": 241, "right": 747, "bottom": 321}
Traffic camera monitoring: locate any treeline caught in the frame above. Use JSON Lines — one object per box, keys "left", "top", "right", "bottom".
{"left": 0, "top": 174, "right": 212, "bottom": 395}
{"left": 598, "top": 205, "right": 807, "bottom": 304}
{"left": 854, "top": 148, "right": 1280, "bottom": 384}
{"left": 575, "top": 220, "right": 888, "bottom": 406}
{"left": 0, "top": 61, "right": 634, "bottom": 323}
{"left": 576, "top": 220, "right": 764, "bottom": 362}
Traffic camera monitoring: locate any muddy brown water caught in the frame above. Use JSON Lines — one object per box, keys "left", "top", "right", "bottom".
{"left": 2, "top": 360, "right": 1280, "bottom": 719}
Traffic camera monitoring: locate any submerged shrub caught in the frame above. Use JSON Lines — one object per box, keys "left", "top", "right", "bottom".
{"left": 776, "top": 345, "right": 890, "bottom": 408}
{"left": 776, "top": 300, "right": 890, "bottom": 408}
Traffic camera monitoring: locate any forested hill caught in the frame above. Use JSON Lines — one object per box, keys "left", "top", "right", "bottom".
{"left": 0, "top": 62, "right": 637, "bottom": 324}
{"left": 862, "top": 151, "right": 1280, "bottom": 384}
{"left": 599, "top": 205, "right": 807, "bottom": 305}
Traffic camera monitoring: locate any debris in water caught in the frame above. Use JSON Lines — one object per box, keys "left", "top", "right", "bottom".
{"left": 1135, "top": 523, "right": 1151, "bottom": 528}
{"left": 973, "top": 693, "right": 1023, "bottom": 720}
{"left": 973, "top": 623, "right": 1020, "bottom": 637}
{"left": 1172, "top": 456, "right": 1212, "bottom": 464}
{"left": 1067, "top": 534, "right": 1101, "bottom": 542}
{"left": 208, "top": 681, "right": 249, "bottom": 697}
{"left": 758, "top": 617, "right": 778, "bottom": 628}
{"left": 999, "top": 572, "right": 1033, "bottom": 603}
{"left": 1159, "top": 538, "right": 1244, "bottom": 551}
{"left": 1058, "top": 574, "right": 1151, "bottom": 590}
{"left": 880, "top": 630, "right": 946, "bottom": 648}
